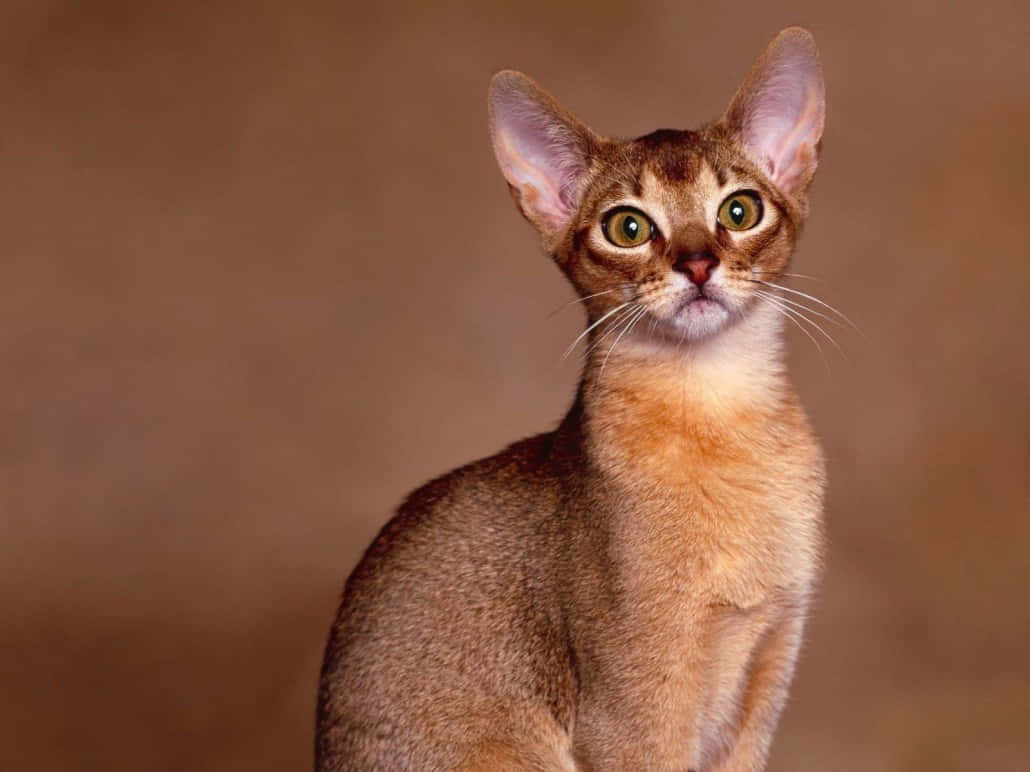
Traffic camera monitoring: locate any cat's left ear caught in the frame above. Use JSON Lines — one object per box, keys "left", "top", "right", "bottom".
{"left": 722, "top": 27, "right": 825, "bottom": 197}
{"left": 488, "top": 71, "right": 598, "bottom": 241}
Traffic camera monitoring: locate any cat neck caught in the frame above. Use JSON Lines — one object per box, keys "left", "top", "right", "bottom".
{"left": 574, "top": 303, "right": 792, "bottom": 483}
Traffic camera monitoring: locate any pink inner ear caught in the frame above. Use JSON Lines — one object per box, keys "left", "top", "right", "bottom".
{"left": 489, "top": 75, "right": 590, "bottom": 232}
{"left": 494, "top": 116, "right": 573, "bottom": 226}
{"left": 736, "top": 34, "right": 825, "bottom": 194}
{"left": 745, "top": 77, "right": 823, "bottom": 189}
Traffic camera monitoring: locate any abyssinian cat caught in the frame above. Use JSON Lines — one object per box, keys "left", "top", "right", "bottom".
{"left": 318, "top": 27, "right": 827, "bottom": 771}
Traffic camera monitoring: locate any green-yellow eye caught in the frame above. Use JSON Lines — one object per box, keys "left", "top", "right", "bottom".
{"left": 717, "top": 191, "right": 763, "bottom": 231}
{"left": 602, "top": 208, "right": 654, "bottom": 248}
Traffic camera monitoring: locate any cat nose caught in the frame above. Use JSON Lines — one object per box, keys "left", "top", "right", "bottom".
{"left": 674, "top": 252, "right": 719, "bottom": 286}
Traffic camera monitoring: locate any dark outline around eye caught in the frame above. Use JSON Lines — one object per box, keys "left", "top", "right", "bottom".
{"left": 717, "top": 190, "right": 764, "bottom": 232}
{"left": 601, "top": 206, "right": 658, "bottom": 248}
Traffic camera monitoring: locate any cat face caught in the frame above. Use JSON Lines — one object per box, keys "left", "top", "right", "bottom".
{"left": 489, "top": 28, "right": 824, "bottom": 344}
{"left": 556, "top": 129, "right": 802, "bottom": 341}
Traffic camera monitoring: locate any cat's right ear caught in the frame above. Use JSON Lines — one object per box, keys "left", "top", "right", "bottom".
{"left": 488, "top": 71, "right": 597, "bottom": 241}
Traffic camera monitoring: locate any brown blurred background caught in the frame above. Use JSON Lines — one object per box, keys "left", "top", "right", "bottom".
{"left": 1, "top": 1, "right": 1027, "bottom": 769}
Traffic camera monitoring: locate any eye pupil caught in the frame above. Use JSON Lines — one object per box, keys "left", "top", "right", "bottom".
{"left": 717, "top": 191, "right": 762, "bottom": 231}
{"left": 621, "top": 217, "right": 639, "bottom": 239}
{"left": 730, "top": 201, "right": 745, "bottom": 225}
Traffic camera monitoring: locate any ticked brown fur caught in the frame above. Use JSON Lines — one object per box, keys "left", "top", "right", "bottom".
{"left": 318, "top": 28, "right": 827, "bottom": 771}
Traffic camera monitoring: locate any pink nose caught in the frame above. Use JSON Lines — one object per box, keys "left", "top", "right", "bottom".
{"left": 676, "top": 254, "right": 719, "bottom": 286}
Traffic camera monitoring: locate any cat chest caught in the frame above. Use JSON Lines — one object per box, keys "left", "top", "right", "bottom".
{"left": 632, "top": 461, "right": 822, "bottom": 610}
{"left": 596, "top": 405, "right": 825, "bottom": 607}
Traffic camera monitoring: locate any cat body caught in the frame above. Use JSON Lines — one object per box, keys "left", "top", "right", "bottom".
{"left": 318, "top": 28, "right": 827, "bottom": 771}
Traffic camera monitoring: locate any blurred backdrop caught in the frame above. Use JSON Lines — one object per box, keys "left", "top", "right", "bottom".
{"left": 1, "top": 1, "right": 1028, "bottom": 769}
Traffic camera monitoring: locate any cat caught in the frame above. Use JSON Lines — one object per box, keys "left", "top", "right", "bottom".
{"left": 317, "top": 27, "right": 827, "bottom": 772}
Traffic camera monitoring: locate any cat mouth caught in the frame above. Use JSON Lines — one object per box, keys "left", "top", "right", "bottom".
{"left": 678, "top": 295, "right": 725, "bottom": 314}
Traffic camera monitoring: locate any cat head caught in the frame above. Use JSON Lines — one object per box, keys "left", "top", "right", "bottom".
{"left": 488, "top": 27, "right": 824, "bottom": 344}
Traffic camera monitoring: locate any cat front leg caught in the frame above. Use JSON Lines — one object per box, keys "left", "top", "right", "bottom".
{"left": 569, "top": 617, "right": 715, "bottom": 771}
{"left": 709, "top": 613, "right": 805, "bottom": 772}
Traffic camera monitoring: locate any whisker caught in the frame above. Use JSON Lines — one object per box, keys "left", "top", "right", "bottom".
{"left": 599, "top": 306, "right": 648, "bottom": 379}
{"left": 546, "top": 286, "right": 629, "bottom": 319}
{"left": 582, "top": 303, "right": 641, "bottom": 356}
{"left": 751, "top": 270, "right": 824, "bottom": 282}
{"left": 752, "top": 288, "right": 844, "bottom": 328}
{"left": 750, "top": 279, "right": 866, "bottom": 339}
{"left": 590, "top": 303, "right": 642, "bottom": 348}
{"left": 561, "top": 301, "right": 631, "bottom": 360}
{"left": 624, "top": 306, "right": 650, "bottom": 348}
{"left": 756, "top": 290, "right": 848, "bottom": 362}
{"left": 756, "top": 294, "right": 830, "bottom": 373}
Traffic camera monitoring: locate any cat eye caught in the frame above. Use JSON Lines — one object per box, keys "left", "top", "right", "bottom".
{"left": 602, "top": 207, "right": 655, "bottom": 248}
{"left": 717, "top": 191, "right": 763, "bottom": 231}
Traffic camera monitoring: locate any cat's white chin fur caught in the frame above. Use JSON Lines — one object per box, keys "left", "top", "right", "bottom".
{"left": 672, "top": 298, "right": 731, "bottom": 341}
{"left": 656, "top": 271, "right": 739, "bottom": 342}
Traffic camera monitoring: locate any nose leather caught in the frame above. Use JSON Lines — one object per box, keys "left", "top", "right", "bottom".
{"left": 675, "top": 253, "right": 719, "bottom": 286}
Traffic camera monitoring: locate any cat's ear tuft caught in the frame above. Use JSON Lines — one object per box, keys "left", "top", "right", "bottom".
{"left": 488, "top": 71, "right": 597, "bottom": 238}
{"left": 723, "top": 27, "right": 825, "bottom": 196}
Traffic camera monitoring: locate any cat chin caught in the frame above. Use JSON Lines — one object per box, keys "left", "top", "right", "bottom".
{"left": 671, "top": 297, "right": 732, "bottom": 341}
